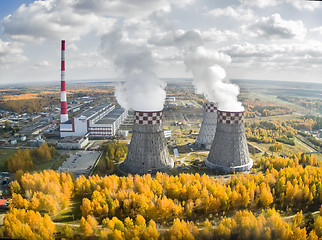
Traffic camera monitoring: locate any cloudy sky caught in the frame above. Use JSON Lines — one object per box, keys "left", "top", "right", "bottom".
{"left": 0, "top": 0, "right": 322, "bottom": 85}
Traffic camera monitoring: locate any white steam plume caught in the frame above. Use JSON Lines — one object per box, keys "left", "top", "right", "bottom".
{"left": 100, "top": 29, "right": 166, "bottom": 111}
{"left": 184, "top": 46, "right": 244, "bottom": 112}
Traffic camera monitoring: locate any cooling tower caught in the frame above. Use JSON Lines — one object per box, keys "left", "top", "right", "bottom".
{"left": 205, "top": 110, "right": 253, "bottom": 173}
{"left": 122, "top": 110, "right": 174, "bottom": 174}
{"left": 195, "top": 102, "right": 217, "bottom": 150}
{"left": 60, "top": 40, "right": 68, "bottom": 123}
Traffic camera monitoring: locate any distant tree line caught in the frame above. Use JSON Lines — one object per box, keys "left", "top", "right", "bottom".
{"left": 277, "top": 96, "right": 322, "bottom": 116}
{"left": 246, "top": 121, "right": 296, "bottom": 145}
{"left": 0, "top": 98, "right": 56, "bottom": 114}
{"left": 243, "top": 99, "right": 293, "bottom": 118}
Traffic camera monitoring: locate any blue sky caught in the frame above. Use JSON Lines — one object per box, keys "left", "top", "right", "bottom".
{"left": 1, "top": 0, "right": 322, "bottom": 84}
{"left": 0, "top": 0, "right": 34, "bottom": 19}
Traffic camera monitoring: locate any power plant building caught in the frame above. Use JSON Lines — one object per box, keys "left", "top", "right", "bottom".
{"left": 122, "top": 110, "right": 174, "bottom": 174}
{"left": 89, "top": 107, "right": 128, "bottom": 137}
{"left": 195, "top": 102, "right": 217, "bottom": 150}
{"left": 60, "top": 103, "right": 128, "bottom": 138}
{"left": 205, "top": 110, "right": 253, "bottom": 173}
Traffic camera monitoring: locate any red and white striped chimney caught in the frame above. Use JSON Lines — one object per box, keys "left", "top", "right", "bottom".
{"left": 60, "top": 40, "right": 68, "bottom": 123}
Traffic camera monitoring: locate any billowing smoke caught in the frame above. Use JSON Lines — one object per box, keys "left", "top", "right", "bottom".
{"left": 100, "top": 28, "right": 166, "bottom": 111}
{"left": 184, "top": 46, "right": 244, "bottom": 112}
{"left": 150, "top": 29, "right": 244, "bottom": 111}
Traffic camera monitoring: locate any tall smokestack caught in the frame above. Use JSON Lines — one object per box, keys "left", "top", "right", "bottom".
{"left": 205, "top": 110, "right": 253, "bottom": 173}
{"left": 122, "top": 110, "right": 174, "bottom": 174}
{"left": 60, "top": 40, "right": 68, "bottom": 123}
{"left": 195, "top": 102, "right": 217, "bottom": 150}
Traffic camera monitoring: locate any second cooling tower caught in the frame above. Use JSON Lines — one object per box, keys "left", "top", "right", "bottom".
{"left": 195, "top": 102, "right": 217, "bottom": 150}
{"left": 205, "top": 110, "right": 253, "bottom": 173}
{"left": 122, "top": 110, "right": 174, "bottom": 174}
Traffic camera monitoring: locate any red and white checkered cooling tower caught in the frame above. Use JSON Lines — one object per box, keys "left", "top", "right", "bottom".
{"left": 122, "top": 110, "right": 174, "bottom": 174}
{"left": 60, "top": 40, "right": 68, "bottom": 123}
{"left": 205, "top": 110, "right": 253, "bottom": 173}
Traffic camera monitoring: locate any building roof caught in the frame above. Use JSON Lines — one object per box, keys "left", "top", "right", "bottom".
{"left": 75, "top": 102, "right": 111, "bottom": 119}
{"left": 95, "top": 108, "right": 126, "bottom": 125}
{"left": 0, "top": 199, "right": 8, "bottom": 205}
{"left": 59, "top": 136, "right": 86, "bottom": 143}
{"left": 62, "top": 119, "right": 72, "bottom": 124}
{"left": 95, "top": 118, "right": 116, "bottom": 125}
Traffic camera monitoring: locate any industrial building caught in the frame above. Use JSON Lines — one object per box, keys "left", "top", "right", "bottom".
{"left": 195, "top": 102, "right": 217, "bottom": 150}
{"left": 60, "top": 103, "right": 128, "bottom": 138}
{"left": 205, "top": 110, "right": 253, "bottom": 173}
{"left": 122, "top": 110, "right": 174, "bottom": 174}
{"left": 57, "top": 136, "right": 89, "bottom": 149}
{"left": 58, "top": 40, "right": 128, "bottom": 138}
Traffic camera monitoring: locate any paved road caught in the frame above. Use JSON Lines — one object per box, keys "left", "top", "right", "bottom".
{"left": 58, "top": 150, "right": 101, "bottom": 177}
{"left": 296, "top": 139, "right": 314, "bottom": 152}
{"left": 53, "top": 210, "right": 321, "bottom": 232}
{"left": 283, "top": 210, "right": 320, "bottom": 220}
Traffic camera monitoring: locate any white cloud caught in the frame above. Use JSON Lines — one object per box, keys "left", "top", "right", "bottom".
{"left": 239, "top": 0, "right": 279, "bottom": 8}
{"left": 0, "top": 39, "right": 27, "bottom": 65}
{"left": 207, "top": 6, "right": 255, "bottom": 21}
{"left": 1, "top": 0, "right": 195, "bottom": 44}
{"left": 74, "top": 0, "right": 194, "bottom": 17}
{"left": 221, "top": 41, "right": 322, "bottom": 69}
{"left": 239, "top": 0, "right": 321, "bottom": 11}
{"left": 35, "top": 60, "right": 50, "bottom": 67}
{"left": 201, "top": 28, "right": 239, "bottom": 43}
{"left": 148, "top": 29, "right": 202, "bottom": 49}
{"left": 1, "top": 0, "right": 116, "bottom": 42}
{"left": 69, "top": 51, "right": 109, "bottom": 69}
{"left": 32, "top": 60, "right": 52, "bottom": 70}
{"left": 148, "top": 28, "right": 238, "bottom": 49}
{"left": 310, "top": 26, "right": 322, "bottom": 35}
{"left": 246, "top": 14, "right": 307, "bottom": 40}
{"left": 0, "top": 0, "right": 321, "bottom": 84}
{"left": 289, "top": 0, "right": 321, "bottom": 11}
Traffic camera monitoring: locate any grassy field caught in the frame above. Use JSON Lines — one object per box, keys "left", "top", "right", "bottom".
{"left": 246, "top": 91, "right": 317, "bottom": 116}
{"left": 50, "top": 152, "right": 69, "bottom": 170}
{"left": 249, "top": 139, "right": 322, "bottom": 162}
{"left": 0, "top": 149, "right": 66, "bottom": 172}
{"left": 0, "top": 149, "right": 17, "bottom": 171}
{"left": 260, "top": 113, "right": 303, "bottom": 121}
{"left": 52, "top": 199, "right": 82, "bottom": 222}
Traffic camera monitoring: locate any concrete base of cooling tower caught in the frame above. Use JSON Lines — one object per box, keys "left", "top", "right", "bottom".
{"left": 194, "top": 140, "right": 212, "bottom": 150}
{"left": 120, "top": 161, "right": 174, "bottom": 175}
{"left": 205, "top": 158, "right": 253, "bottom": 173}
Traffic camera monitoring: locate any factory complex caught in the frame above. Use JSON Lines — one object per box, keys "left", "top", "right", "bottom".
{"left": 57, "top": 39, "right": 252, "bottom": 174}
{"left": 4, "top": 40, "right": 254, "bottom": 175}
{"left": 58, "top": 40, "right": 128, "bottom": 140}
{"left": 60, "top": 102, "right": 128, "bottom": 138}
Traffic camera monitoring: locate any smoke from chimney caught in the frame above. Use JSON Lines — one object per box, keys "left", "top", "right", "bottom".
{"left": 100, "top": 28, "right": 166, "bottom": 111}
{"left": 184, "top": 46, "right": 244, "bottom": 112}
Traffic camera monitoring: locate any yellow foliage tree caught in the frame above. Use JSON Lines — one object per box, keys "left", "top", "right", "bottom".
{"left": 3, "top": 208, "right": 55, "bottom": 240}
